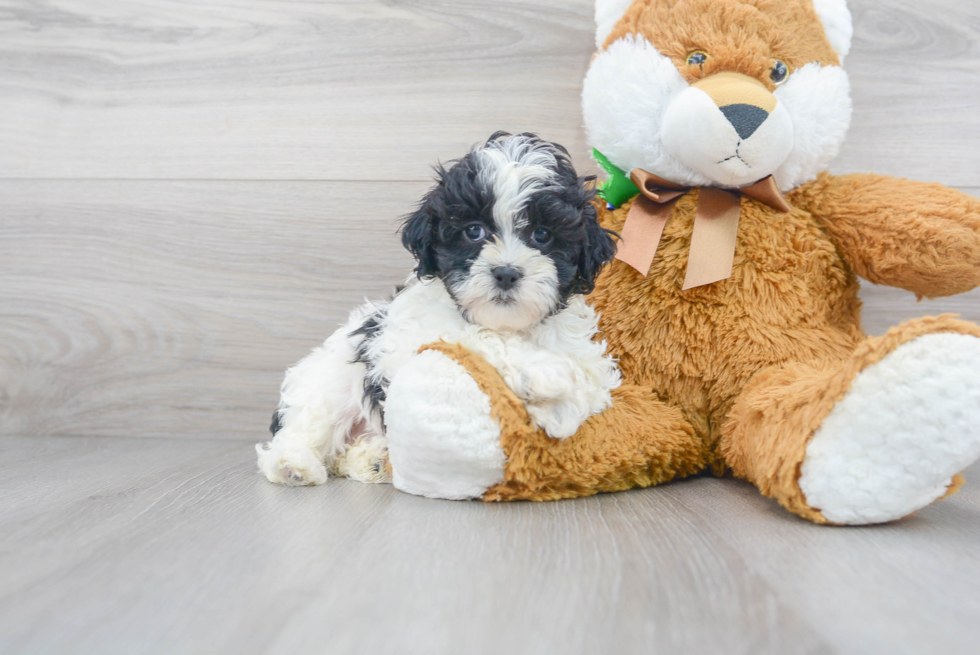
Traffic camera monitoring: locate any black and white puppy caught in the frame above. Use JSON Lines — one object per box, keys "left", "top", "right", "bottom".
{"left": 257, "top": 133, "right": 619, "bottom": 486}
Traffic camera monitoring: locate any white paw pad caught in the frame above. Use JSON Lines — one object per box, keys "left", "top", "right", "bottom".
{"left": 800, "top": 333, "right": 980, "bottom": 524}
{"left": 255, "top": 443, "right": 328, "bottom": 487}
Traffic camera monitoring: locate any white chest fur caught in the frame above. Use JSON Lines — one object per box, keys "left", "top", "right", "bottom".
{"left": 369, "top": 279, "right": 620, "bottom": 439}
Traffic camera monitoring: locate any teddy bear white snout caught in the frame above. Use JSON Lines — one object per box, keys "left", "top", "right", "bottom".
{"left": 661, "top": 72, "right": 795, "bottom": 188}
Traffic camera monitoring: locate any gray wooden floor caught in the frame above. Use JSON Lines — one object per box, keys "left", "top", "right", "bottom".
{"left": 3, "top": 436, "right": 980, "bottom": 655}
{"left": 3, "top": 1, "right": 980, "bottom": 653}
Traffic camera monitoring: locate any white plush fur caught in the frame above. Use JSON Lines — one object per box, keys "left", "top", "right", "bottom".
{"left": 595, "top": 0, "right": 636, "bottom": 48}
{"left": 256, "top": 279, "right": 620, "bottom": 486}
{"left": 583, "top": 35, "right": 706, "bottom": 187}
{"left": 812, "top": 0, "right": 853, "bottom": 60}
{"left": 583, "top": 10, "right": 853, "bottom": 193}
{"left": 385, "top": 350, "right": 507, "bottom": 500}
{"left": 773, "top": 63, "right": 852, "bottom": 191}
{"left": 799, "top": 334, "right": 980, "bottom": 525}
{"left": 662, "top": 85, "right": 795, "bottom": 188}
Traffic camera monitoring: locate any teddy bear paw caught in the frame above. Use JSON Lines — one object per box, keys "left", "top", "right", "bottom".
{"left": 384, "top": 349, "right": 506, "bottom": 500}
{"left": 799, "top": 333, "right": 980, "bottom": 524}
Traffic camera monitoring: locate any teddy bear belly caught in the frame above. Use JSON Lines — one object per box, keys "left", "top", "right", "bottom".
{"left": 591, "top": 199, "right": 864, "bottom": 443}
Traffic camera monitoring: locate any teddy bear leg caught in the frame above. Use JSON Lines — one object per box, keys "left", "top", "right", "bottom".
{"left": 721, "top": 316, "right": 980, "bottom": 524}
{"left": 385, "top": 342, "right": 706, "bottom": 502}
{"left": 484, "top": 383, "right": 706, "bottom": 502}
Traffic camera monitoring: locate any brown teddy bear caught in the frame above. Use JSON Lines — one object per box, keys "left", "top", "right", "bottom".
{"left": 381, "top": 0, "right": 980, "bottom": 526}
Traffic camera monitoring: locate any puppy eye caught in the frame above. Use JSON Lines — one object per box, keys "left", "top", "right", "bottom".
{"left": 770, "top": 61, "right": 789, "bottom": 85}
{"left": 686, "top": 51, "right": 708, "bottom": 67}
{"left": 463, "top": 224, "right": 487, "bottom": 242}
{"left": 531, "top": 227, "right": 552, "bottom": 246}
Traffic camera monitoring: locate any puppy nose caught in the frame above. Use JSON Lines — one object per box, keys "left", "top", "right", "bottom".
{"left": 720, "top": 104, "right": 769, "bottom": 140}
{"left": 492, "top": 266, "right": 522, "bottom": 291}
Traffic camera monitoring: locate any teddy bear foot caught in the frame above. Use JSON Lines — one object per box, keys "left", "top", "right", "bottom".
{"left": 384, "top": 348, "right": 507, "bottom": 500}
{"left": 799, "top": 333, "right": 980, "bottom": 525}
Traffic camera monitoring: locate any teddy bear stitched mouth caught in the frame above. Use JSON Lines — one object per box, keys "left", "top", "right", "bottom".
{"left": 717, "top": 142, "right": 751, "bottom": 168}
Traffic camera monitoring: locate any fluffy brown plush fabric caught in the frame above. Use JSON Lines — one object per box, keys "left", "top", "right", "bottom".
{"left": 593, "top": 179, "right": 980, "bottom": 517}
{"left": 802, "top": 173, "right": 980, "bottom": 298}
{"left": 604, "top": 0, "right": 840, "bottom": 85}
{"left": 592, "top": 188, "right": 861, "bottom": 466}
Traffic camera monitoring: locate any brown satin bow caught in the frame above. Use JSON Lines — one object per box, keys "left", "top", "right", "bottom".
{"left": 615, "top": 170, "right": 793, "bottom": 289}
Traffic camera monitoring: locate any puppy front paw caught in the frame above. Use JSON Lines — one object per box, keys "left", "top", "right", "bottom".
{"left": 526, "top": 400, "right": 587, "bottom": 440}
{"left": 509, "top": 361, "right": 576, "bottom": 404}
{"left": 255, "top": 442, "right": 328, "bottom": 486}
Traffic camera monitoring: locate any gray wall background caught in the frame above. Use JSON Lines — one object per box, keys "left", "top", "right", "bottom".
{"left": 2, "top": 0, "right": 979, "bottom": 441}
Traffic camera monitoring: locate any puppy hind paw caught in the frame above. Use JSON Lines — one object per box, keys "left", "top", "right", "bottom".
{"left": 334, "top": 438, "right": 392, "bottom": 484}
{"left": 255, "top": 443, "right": 329, "bottom": 486}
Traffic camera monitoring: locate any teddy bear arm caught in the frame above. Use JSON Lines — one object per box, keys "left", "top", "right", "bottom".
{"left": 797, "top": 173, "right": 980, "bottom": 298}
{"left": 387, "top": 342, "right": 706, "bottom": 502}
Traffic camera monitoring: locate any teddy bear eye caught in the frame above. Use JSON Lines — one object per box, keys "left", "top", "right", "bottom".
{"left": 770, "top": 61, "right": 789, "bottom": 85}
{"left": 686, "top": 51, "right": 708, "bottom": 67}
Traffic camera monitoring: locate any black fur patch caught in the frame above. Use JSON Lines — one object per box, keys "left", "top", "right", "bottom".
{"left": 270, "top": 409, "right": 283, "bottom": 436}
{"left": 350, "top": 307, "right": 389, "bottom": 417}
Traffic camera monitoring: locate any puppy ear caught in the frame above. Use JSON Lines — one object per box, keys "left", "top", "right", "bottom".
{"left": 401, "top": 205, "right": 439, "bottom": 279}
{"left": 570, "top": 201, "right": 617, "bottom": 295}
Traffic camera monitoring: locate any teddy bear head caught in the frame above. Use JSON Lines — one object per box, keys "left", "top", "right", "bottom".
{"left": 583, "top": 0, "right": 853, "bottom": 193}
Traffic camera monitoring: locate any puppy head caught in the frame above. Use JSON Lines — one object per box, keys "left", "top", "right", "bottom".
{"left": 402, "top": 132, "right": 616, "bottom": 332}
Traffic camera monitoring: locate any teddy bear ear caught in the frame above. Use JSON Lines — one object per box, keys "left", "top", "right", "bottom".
{"left": 812, "top": 0, "right": 854, "bottom": 60}
{"left": 595, "top": 0, "right": 637, "bottom": 49}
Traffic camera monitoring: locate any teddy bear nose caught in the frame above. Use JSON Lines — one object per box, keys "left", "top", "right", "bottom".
{"left": 492, "top": 266, "right": 522, "bottom": 291}
{"left": 720, "top": 104, "right": 770, "bottom": 140}
{"left": 692, "top": 72, "right": 778, "bottom": 141}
